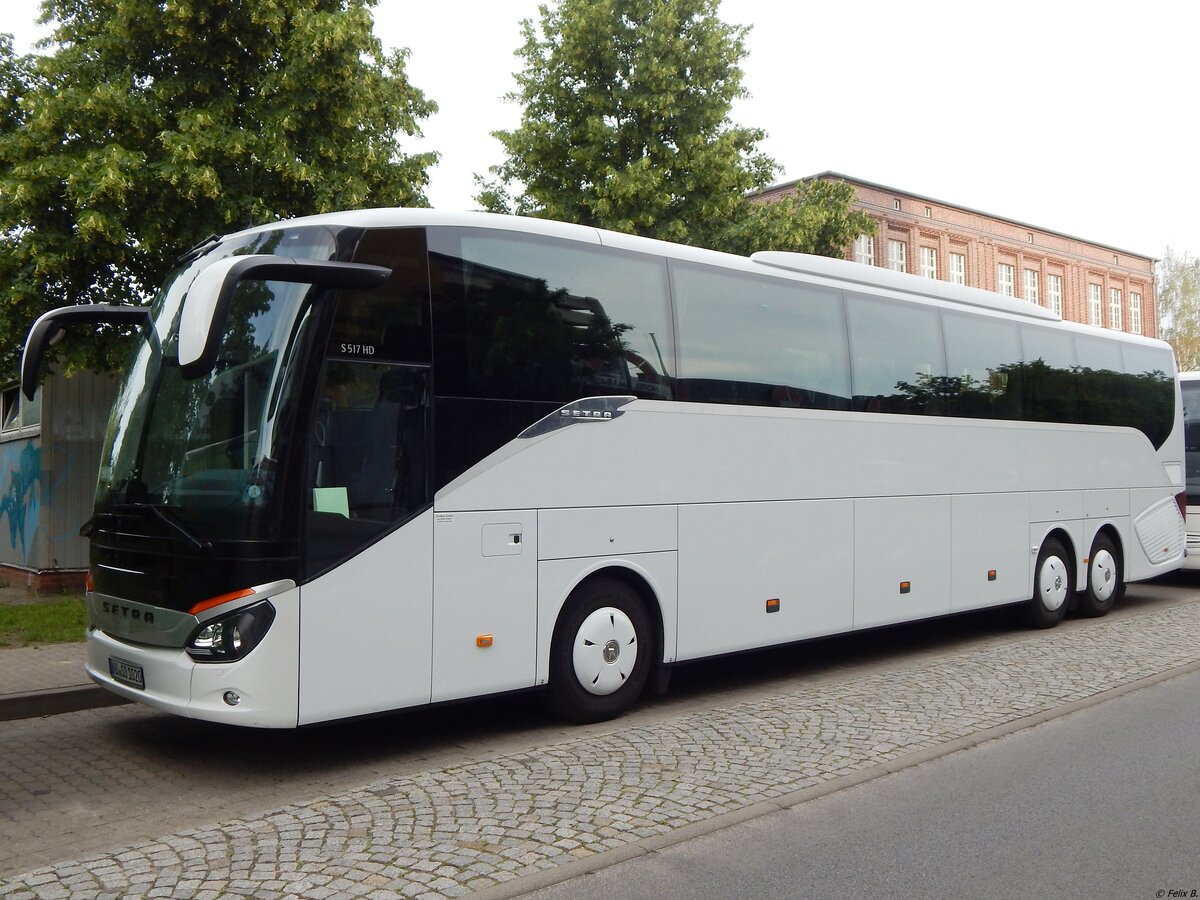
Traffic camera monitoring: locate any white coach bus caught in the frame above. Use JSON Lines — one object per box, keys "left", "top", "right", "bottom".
{"left": 22, "top": 210, "right": 1186, "bottom": 727}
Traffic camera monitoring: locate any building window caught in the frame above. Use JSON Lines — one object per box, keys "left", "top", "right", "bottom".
{"left": 1027, "top": 233, "right": 1034, "bottom": 243}
{"left": 1130, "top": 292, "right": 1142, "bottom": 335}
{"left": 949, "top": 252, "right": 966, "bottom": 285}
{"left": 853, "top": 234, "right": 874, "bottom": 266}
{"left": 1047, "top": 274, "right": 1063, "bottom": 317}
{"left": 893, "top": 199, "right": 902, "bottom": 211}
{"left": 1, "top": 388, "right": 18, "bottom": 431}
{"left": 0, "top": 384, "right": 40, "bottom": 434}
{"left": 920, "top": 247, "right": 937, "bottom": 279}
{"left": 1023, "top": 269, "right": 1039, "bottom": 304}
{"left": 1088, "top": 284, "right": 1103, "bottom": 326}
{"left": 924, "top": 206, "right": 932, "bottom": 218}
{"left": 997, "top": 263, "right": 1015, "bottom": 297}
{"left": 1109, "top": 288, "right": 1123, "bottom": 330}
{"left": 888, "top": 240, "right": 906, "bottom": 273}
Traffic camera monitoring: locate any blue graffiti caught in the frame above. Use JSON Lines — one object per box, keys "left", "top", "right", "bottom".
{"left": 0, "top": 442, "right": 41, "bottom": 563}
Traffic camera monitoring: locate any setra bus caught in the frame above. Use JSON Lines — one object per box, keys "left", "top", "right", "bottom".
{"left": 21, "top": 209, "right": 1187, "bottom": 727}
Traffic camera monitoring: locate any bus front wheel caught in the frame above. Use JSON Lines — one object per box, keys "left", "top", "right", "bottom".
{"left": 1023, "top": 538, "right": 1072, "bottom": 629}
{"left": 1076, "top": 533, "right": 1124, "bottom": 618}
{"left": 546, "top": 578, "right": 653, "bottom": 723}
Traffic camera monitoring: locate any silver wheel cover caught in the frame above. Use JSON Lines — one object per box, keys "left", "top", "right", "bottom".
{"left": 1090, "top": 549, "right": 1117, "bottom": 602}
{"left": 1039, "top": 553, "right": 1069, "bottom": 611}
{"left": 572, "top": 606, "right": 638, "bottom": 696}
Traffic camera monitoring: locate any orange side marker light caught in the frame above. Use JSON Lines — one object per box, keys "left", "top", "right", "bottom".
{"left": 189, "top": 588, "right": 256, "bottom": 617}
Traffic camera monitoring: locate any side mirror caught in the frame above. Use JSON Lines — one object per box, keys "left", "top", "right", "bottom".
{"left": 21, "top": 305, "right": 154, "bottom": 400}
{"left": 178, "top": 255, "right": 391, "bottom": 379}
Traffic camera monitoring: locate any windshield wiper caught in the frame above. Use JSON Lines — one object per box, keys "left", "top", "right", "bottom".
{"left": 174, "top": 233, "right": 221, "bottom": 266}
{"left": 128, "top": 502, "right": 214, "bottom": 554}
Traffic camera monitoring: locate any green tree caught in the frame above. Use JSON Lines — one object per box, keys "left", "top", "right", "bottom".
{"left": 478, "top": 0, "right": 777, "bottom": 249}
{"left": 719, "top": 178, "right": 877, "bottom": 258}
{"left": 0, "top": 0, "right": 436, "bottom": 378}
{"left": 478, "top": 0, "right": 873, "bottom": 258}
{"left": 1159, "top": 247, "right": 1200, "bottom": 370}
{"left": 0, "top": 35, "right": 29, "bottom": 134}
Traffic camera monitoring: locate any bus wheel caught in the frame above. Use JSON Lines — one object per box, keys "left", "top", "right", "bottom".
{"left": 546, "top": 578, "right": 652, "bottom": 723}
{"left": 1022, "top": 537, "right": 1071, "bottom": 629}
{"left": 1076, "top": 533, "right": 1124, "bottom": 618}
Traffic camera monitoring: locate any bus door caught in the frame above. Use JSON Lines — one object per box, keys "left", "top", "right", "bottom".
{"left": 298, "top": 227, "right": 438, "bottom": 723}
{"left": 299, "top": 359, "right": 435, "bottom": 722}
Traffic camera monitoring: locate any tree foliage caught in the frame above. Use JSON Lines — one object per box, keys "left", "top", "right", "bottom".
{"left": 478, "top": 0, "right": 869, "bottom": 257}
{"left": 477, "top": 0, "right": 771, "bottom": 243}
{"left": 1159, "top": 247, "right": 1200, "bottom": 371}
{"left": 0, "top": 0, "right": 436, "bottom": 378}
{"left": 720, "top": 178, "right": 877, "bottom": 258}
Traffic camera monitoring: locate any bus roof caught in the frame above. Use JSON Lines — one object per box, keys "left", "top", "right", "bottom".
{"left": 749, "top": 251, "right": 1061, "bottom": 322}
{"left": 225, "top": 208, "right": 1170, "bottom": 346}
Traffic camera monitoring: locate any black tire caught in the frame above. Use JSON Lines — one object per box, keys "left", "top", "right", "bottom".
{"left": 1022, "top": 537, "right": 1072, "bottom": 629}
{"left": 545, "top": 577, "right": 653, "bottom": 723}
{"left": 1075, "top": 533, "right": 1124, "bottom": 618}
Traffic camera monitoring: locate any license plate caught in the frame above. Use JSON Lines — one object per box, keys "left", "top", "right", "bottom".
{"left": 108, "top": 657, "right": 145, "bottom": 690}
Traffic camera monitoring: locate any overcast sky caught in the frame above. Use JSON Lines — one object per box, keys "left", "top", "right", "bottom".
{"left": 7, "top": 0, "right": 1197, "bottom": 259}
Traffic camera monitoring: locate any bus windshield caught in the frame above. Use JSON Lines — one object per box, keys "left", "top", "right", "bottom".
{"left": 96, "top": 225, "right": 344, "bottom": 539}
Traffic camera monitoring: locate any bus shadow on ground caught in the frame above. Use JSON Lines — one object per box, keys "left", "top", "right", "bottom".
{"left": 99, "top": 577, "right": 1194, "bottom": 782}
{"left": 99, "top": 601, "right": 1032, "bottom": 775}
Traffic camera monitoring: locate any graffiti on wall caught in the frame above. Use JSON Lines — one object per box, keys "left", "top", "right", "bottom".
{"left": 0, "top": 441, "right": 41, "bottom": 565}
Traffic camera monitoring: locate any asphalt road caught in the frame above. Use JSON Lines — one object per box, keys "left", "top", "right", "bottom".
{"left": 526, "top": 649, "right": 1200, "bottom": 900}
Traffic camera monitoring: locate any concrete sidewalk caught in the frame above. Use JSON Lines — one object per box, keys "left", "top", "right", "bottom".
{"left": 0, "top": 640, "right": 125, "bottom": 721}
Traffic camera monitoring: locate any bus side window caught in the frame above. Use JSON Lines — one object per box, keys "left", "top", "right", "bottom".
{"left": 943, "top": 311, "right": 1023, "bottom": 420}
{"left": 846, "top": 293, "right": 946, "bottom": 416}
{"left": 305, "top": 361, "right": 430, "bottom": 578}
{"left": 672, "top": 262, "right": 851, "bottom": 411}
{"left": 1019, "top": 324, "right": 1079, "bottom": 424}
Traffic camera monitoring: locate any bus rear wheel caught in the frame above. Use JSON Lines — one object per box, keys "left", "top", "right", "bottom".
{"left": 1076, "top": 533, "right": 1124, "bottom": 618}
{"left": 1022, "top": 537, "right": 1071, "bottom": 629}
{"left": 546, "top": 578, "right": 652, "bottom": 723}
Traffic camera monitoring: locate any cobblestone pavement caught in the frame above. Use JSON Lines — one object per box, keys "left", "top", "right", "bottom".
{"left": 4, "top": 594, "right": 1200, "bottom": 899}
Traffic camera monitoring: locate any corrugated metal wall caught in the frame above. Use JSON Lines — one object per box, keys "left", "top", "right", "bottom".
{"left": 0, "top": 431, "right": 44, "bottom": 572}
{"left": 0, "top": 371, "right": 116, "bottom": 574}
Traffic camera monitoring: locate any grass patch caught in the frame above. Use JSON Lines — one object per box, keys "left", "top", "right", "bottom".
{"left": 0, "top": 598, "right": 87, "bottom": 647}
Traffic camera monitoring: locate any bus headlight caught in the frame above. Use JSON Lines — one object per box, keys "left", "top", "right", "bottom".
{"left": 185, "top": 601, "right": 276, "bottom": 662}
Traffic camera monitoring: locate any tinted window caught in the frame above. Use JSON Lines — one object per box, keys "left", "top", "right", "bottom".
{"left": 673, "top": 263, "right": 850, "bottom": 409}
{"left": 1121, "top": 343, "right": 1175, "bottom": 448}
{"left": 1020, "top": 324, "right": 1080, "bottom": 423}
{"left": 426, "top": 228, "right": 674, "bottom": 490}
{"left": 943, "top": 312, "right": 1023, "bottom": 419}
{"left": 303, "top": 228, "right": 434, "bottom": 578}
{"left": 846, "top": 293, "right": 947, "bottom": 415}
{"left": 1075, "top": 334, "right": 1129, "bottom": 428}
{"left": 1183, "top": 379, "right": 1200, "bottom": 503}
{"left": 428, "top": 229, "right": 674, "bottom": 404}
{"left": 329, "top": 228, "right": 431, "bottom": 365}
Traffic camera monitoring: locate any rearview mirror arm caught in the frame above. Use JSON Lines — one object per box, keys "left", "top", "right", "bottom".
{"left": 21, "top": 305, "right": 154, "bottom": 401}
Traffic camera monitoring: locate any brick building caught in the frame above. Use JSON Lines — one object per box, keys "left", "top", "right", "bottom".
{"left": 756, "top": 172, "right": 1158, "bottom": 339}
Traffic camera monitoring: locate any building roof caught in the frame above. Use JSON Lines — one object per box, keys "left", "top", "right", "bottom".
{"left": 759, "top": 171, "right": 1157, "bottom": 263}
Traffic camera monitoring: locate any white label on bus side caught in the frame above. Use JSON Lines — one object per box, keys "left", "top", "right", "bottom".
{"left": 435, "top": 513, "right": 454, "bottom": 526}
